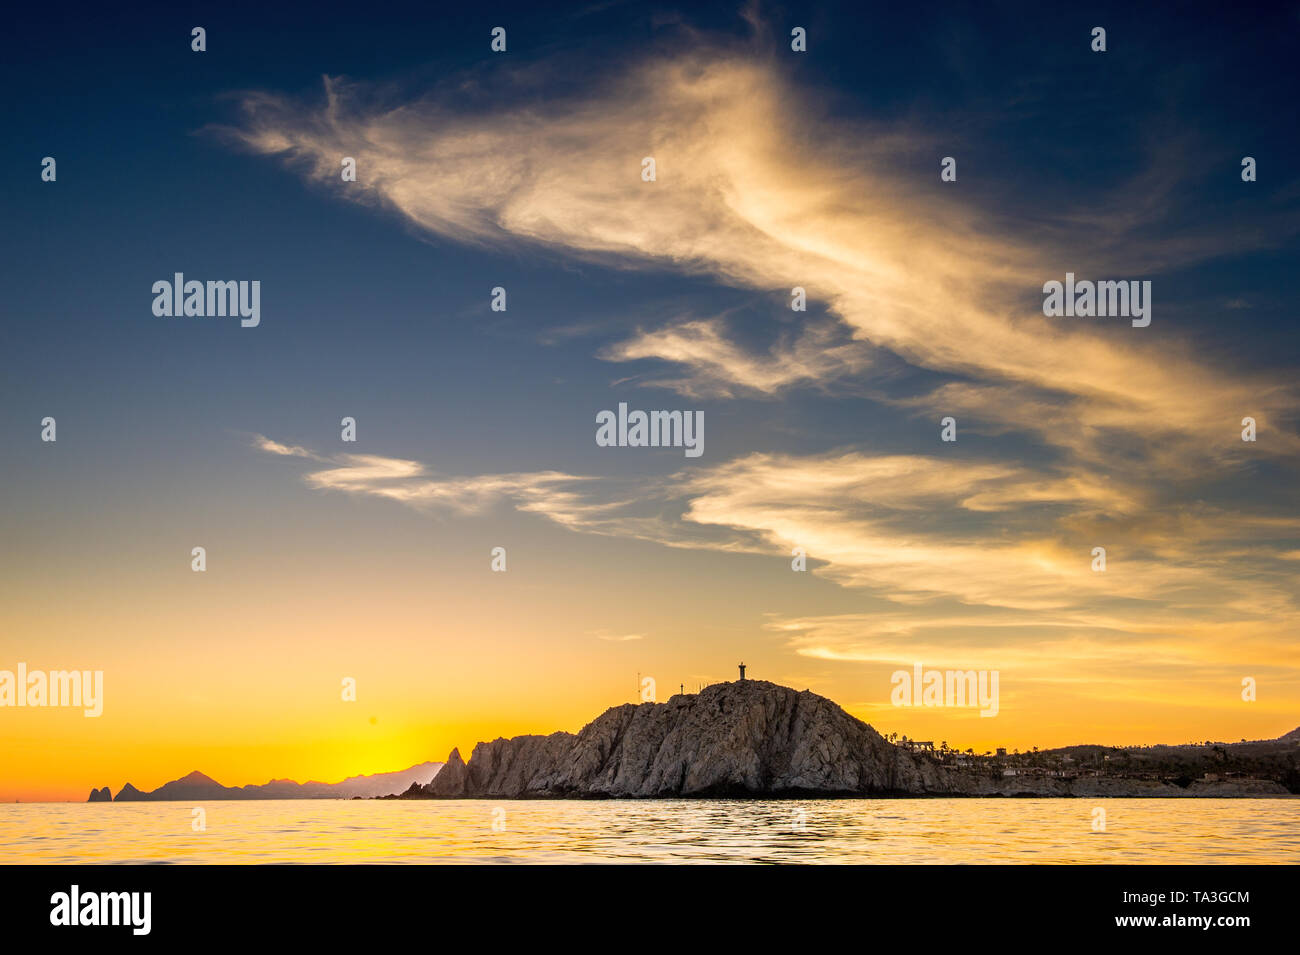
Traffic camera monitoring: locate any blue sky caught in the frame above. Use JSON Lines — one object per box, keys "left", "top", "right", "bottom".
{"left": 2, "top": 0, "right": 1298, "bottom": 796}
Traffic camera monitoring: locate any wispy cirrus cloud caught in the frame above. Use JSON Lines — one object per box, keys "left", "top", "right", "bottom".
{"left": 598, "top": 315, "right": 871, "bottom": 399}
{"left": 253, "top": 435, "right": 1300, "bottom": 661}
{"left": 252, "top": 434, "right": 600, "bottom": 523}
{"left": 253, "top": 435, "right": 321, "bottom": 460}
{"left": 219, "top": 47, "right": 1298, "bottom": 479}
{"left": 232, "top": 34, "right": 1298, "bottom": 708}
{"left": 589, "top": 630, "right": 645, "bottom": 642}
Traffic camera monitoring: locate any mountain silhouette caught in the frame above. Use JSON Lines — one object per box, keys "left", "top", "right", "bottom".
{"left": 99, "top": 762, "right": 442, "bottom": 801}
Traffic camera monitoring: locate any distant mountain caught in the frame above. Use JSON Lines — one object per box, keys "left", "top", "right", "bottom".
{"left": 87, "top": 786, "right": 111, "bottom": 802}
{"left": 1280, "top": 727, "right": 1300, "bottom": 742}
{"left": 99, "top": 762, "right": 442, "bottom": 802}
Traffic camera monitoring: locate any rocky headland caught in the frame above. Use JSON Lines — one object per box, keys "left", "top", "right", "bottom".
{"left": 393, "top": 679, "right": 1295, "bottom": 799}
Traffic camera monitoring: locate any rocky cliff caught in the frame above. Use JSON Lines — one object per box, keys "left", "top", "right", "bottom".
{"left": 421, "top": 679, "right": 968, "bottom": 798}
{"left": 410, "top": 679, "right": 1293, "bottom": 799}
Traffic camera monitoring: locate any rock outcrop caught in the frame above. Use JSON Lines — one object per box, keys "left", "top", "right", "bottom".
{"left": 411, "top": 680, "right": 1296, "bottom": 799}
{"left": 422, "top": 680, "right": 969, "bottom": 798}
{"left": 986, "top": 775, "right": 1290, "bottom": 797}
{"left": 87, "top": 786, "right": 112, "bottom": 802}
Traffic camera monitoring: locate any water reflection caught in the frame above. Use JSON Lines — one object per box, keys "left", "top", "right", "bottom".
{"left": 1, "top": 798, "right": 1296, "bottom": 864}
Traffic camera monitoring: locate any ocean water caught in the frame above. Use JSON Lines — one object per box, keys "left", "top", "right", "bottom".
{"left": 2, "top": 798, "right": 1297, "bottom": 864}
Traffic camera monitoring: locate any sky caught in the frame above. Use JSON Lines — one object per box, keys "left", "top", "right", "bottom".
{"left": 1, "top": 0, "right": 1298, "bottom": 801}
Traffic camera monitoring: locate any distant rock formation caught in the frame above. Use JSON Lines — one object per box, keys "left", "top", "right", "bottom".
{"left": 95, "top": 762, "right": 443, "bottom": 801}
{"left": 113, "top": 783, "right": 147, "bottom": 801}
{"left": 408, "top": 680, "right": 1294, "bottom": 799}
{"left": 145, "top": 770, "right": 226, "bottom": 801}
{"left": 421, "top": 680, "right": 965, "bottom": 798}
{"left": 87, "top": 786, "right": 112, "bottom": 802}
{"left": 382, "top": 780, "right": 430, "bottom": 799}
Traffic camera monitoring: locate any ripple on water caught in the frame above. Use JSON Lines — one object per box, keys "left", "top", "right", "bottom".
{"left": 0, "top": 798, "right": 1297, "bottom": 864}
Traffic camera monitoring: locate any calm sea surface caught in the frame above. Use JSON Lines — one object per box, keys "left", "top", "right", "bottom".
{"left": 2, "top": 798, "right": 1297, "bottom": 864}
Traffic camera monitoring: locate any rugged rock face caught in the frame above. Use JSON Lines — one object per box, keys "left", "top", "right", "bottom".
{"left": 1184, "top": 778, "right": 1290, "bottom": 797}
{"left": 113, "top": 783, "right": 146, "bottom": 801}
{"left": 413, "top": 680, "right": 1296, "bottom": 799}
{"left": 422, "top": 680, "right": 970, "bottom": 798}
{"left": 87, "top": 786, "right": 112, "bottom": 802}
{"left": 983, "top": 775, "right": 1290, "bottom": 797}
